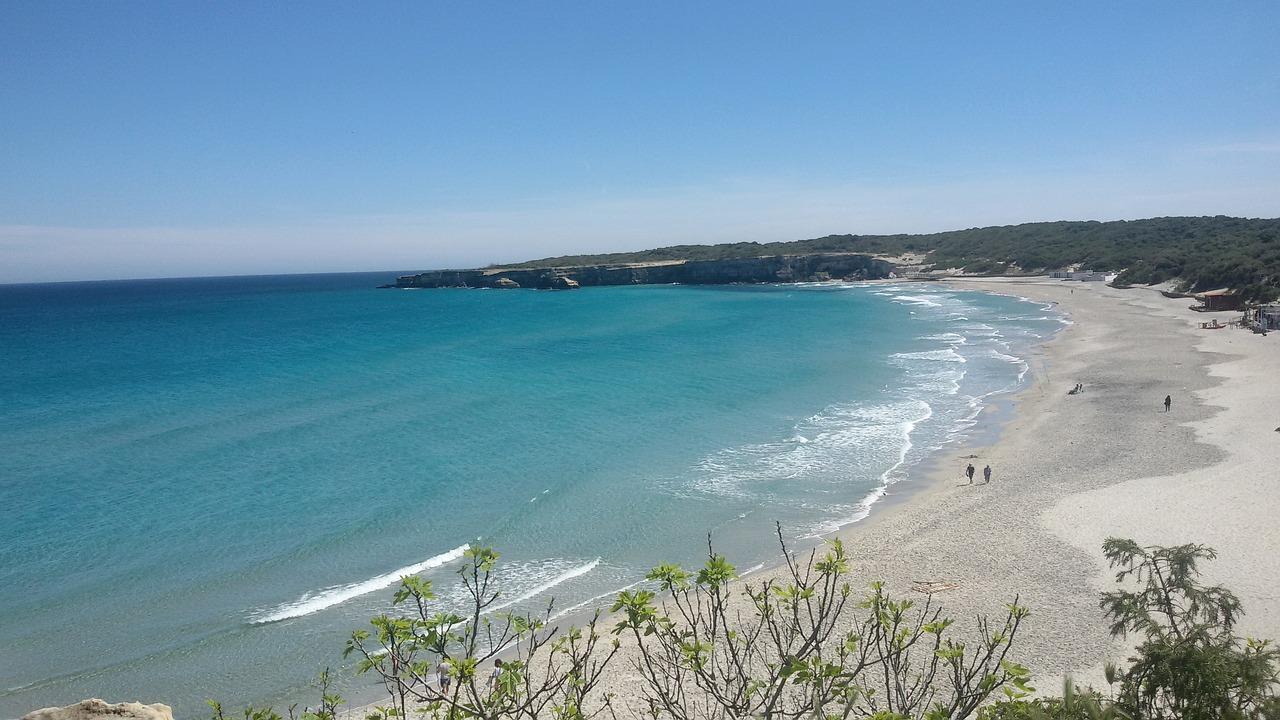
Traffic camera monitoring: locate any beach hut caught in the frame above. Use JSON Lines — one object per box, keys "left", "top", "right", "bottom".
{"left": 1191, "top": 289, "right": 1242, "bottom": 312}
{"left": 1050, "top": 269, "right": 1107, "bottom": 281}
{"left": 1258, "top": 304, "right": 1280, "bottom": 330}
{"left": 1071, "top": 271, "right": 1108, "bottom": 282}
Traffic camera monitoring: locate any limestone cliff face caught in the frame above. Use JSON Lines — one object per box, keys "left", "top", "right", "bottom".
{"left": 393, "top": 253, "right": 894, "bottom": 289}
{"left": 22, "top": 699, "right": 174, "bottom": 720}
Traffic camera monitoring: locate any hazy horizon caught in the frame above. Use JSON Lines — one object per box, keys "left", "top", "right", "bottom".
{"left": 3, "top": 213, "right": 1278, "bottom": 286}
{"left": 4, "top": 2, "right": 1278, "bottom": 283}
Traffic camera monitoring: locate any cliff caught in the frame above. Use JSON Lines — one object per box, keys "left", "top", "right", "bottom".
{"left": 391, "top": 253, "right": 894, "bottom": 289}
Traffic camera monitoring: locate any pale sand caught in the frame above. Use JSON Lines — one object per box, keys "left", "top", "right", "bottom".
{"left": 594, "top": 277, "right": 1280, "bottom": 714}
{"left": 817, "top": 277, "right": 1279, "bottom": 690}
{"left": 348, "top": 278, "right": 1280, "bottom": 715}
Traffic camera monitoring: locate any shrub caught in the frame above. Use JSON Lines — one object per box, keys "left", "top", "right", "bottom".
{"left": 1099, "top": 538, "right": 1280, "bottom": 720}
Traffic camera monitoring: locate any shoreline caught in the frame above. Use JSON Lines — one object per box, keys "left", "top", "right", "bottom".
{"left": 586, "top": 276, "right": 1278, "bottom": 716}
{"left": 819, "top": 277, "right": 1277, "bottom": 688}
{"left": 338, "top": 280, "right": 1075, "bottom": 717}
{"left": 340, "top": 277, "right": 1279, "bottom": 717}
{"left": 333, "top": 281, "right": 1063, "bottom": 717}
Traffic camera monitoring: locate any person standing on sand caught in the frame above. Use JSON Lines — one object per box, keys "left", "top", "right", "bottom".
{"left": 489, "top": 659, "right": 504, "bottom": 694}
{"left": 966, "top": 463, "right": 975, "bottom": 484}
{"left": 437, "top": 661, "right": 452, "bottom": 695}
{"left": 1164, "top": 394, "right": 1172, "bottom": 412}
{"left": 983, "top": 464, "right": 992, "bottom": 484}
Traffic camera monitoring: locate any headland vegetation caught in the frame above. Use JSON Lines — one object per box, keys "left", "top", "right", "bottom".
{"left": 394, "top": 216, "right": 1280, "bottom": 301}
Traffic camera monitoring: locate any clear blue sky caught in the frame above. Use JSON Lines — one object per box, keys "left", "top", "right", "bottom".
{"left": 2, "top": 1, "right": 1278, "bottom": 282}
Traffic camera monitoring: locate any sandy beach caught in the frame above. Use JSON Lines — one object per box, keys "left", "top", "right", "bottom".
{"left": 807, "top": 277, "right": 1280, "bottom": 690}
{"left": 342, "top": 277, "right": 1280, "bottom": 717}
{"left": 586, "top": 277, "right": 1280, "bottom": 714}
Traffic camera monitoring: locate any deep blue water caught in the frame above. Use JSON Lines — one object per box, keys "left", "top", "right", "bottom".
{"left": 0, "top": 273, "right": 1061, "bottom": 718}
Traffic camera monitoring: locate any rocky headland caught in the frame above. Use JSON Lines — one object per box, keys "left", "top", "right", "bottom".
{"left": 390, "top": 253, "right": 894, "bottom": 289}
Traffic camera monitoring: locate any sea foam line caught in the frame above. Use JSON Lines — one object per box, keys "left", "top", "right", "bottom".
{"left": 550, "top": 577, "right": 646, "bottom": 621}
{"left": 489, "top": 558, "right": 602, "bottom": 613}
{"left": 804, "top": 399, "right": 933, "bottom": 538}
{"left": 251, "top": 544, "right": 471, "bottom": 624}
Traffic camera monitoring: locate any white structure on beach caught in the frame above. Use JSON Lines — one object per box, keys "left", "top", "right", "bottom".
{"left": 1050, "top": 270, "right": 1108, "bottom": 281}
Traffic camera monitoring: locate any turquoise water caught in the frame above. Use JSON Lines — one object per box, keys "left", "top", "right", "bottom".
{"left": 0, "top": 274, "right": 1062, "bottom": 718}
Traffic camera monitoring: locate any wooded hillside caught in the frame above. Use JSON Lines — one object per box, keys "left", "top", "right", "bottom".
{"left": 505, "top": 216, "right": 1280, "bottom": 300}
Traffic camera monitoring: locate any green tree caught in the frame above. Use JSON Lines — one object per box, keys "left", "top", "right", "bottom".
{"left": 1099, "top": 538, "right": 1279, "bottom": 720}
{"left": 613, "top": 527, "right": 1032, "bottom": 719}
{"left": 344, "top": 546, "right": 619, "bottom": 720}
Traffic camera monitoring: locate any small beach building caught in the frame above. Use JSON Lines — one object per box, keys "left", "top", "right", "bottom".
{"left": 1191, "top": 289, "right": 1243, "bottom": 312}
{"left": 1258, "top": 304, "right": 1280, "bottom": 330}
{"left": 1050, "top": 269, "right": 1107, "bottom": 281}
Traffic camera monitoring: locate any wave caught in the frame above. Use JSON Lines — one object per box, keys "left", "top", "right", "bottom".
{"left": 489, "top": 558, "right": 601, "bottom": 613}
{"left": 891, "top": 294, "right": 944, "bottom": 307}
{"left": 251, "top": 544, "right": 470, "bottom": 624}
{"left": 550, "top": 577, "right": 646, "bottom": 621}
{"left": 804, "top": 399, "right": 933, "bottom": 537}
{"left": 919, "top": 332, "right": 966, "bottom": 345}
{"left": 986, "top": 348, "right": 1025, "bottom": 365}
{"left": 891, "top": 348, "right": 967, "bottom": 363}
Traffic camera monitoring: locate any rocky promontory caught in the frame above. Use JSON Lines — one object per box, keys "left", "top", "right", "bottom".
{"left": 391, "top": 253, "right": 894, "bottom": 289}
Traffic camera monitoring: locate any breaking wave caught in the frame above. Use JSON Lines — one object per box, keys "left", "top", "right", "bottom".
{"left": 490, "top": 558, "right": 602, "bottom": 612}
{"left": 251, "top": 544, "right": 470, "bottom": 623}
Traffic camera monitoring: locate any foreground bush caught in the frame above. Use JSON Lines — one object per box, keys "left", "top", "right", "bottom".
{"left": 211, "top": 535, "right": 1279, "bottom": 720}
{"left": 337, "top": 527, "right": 1030, "bottom": 719}
{"left": 612, "top": 528, "right": 1031, "bottom": 719}
{"left": 1098, "top": 538, "right": 1279, "bottom": 720}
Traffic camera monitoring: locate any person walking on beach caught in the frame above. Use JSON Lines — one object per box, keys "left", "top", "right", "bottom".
{"left": 1164, "top": 394, "right": 1172, "bottom": 412}
{"left": 489, "top": 659, "right": 504, "bottom": 695}
{"left": 966, "top": 463, "right": 975, "bottom": 484}
{"left": 437, "top": 661, "right": 452, "bottom": 695}
{"left": 983, "top": 464, "right": 992, "bottom": 484}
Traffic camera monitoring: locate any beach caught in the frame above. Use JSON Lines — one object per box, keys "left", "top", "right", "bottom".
{"left": 817, "top": 277, "right": 1279, "bottom": 689}
{"left": 576, "top": 277, "right": 1280, "bottom": 715}
{"left": 12, "top": 272, "right": 1280, "bottom": 712}
{"left": 342, "top": 276, "right": 1280, "bottom": 718}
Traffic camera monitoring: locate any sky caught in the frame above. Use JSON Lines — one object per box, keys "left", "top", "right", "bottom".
{"left": 2, "top": 2, "right": 1279, "bottom": 283}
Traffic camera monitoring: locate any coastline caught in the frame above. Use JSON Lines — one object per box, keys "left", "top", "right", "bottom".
{"left": 338, "top": 277, "right": 1278, "bottom": 717}
{"left": 814, "top": 277, "right": 1279, "bottom": 689}
{"left": 584, "top": 276, "right": 1278, "bottom": 716}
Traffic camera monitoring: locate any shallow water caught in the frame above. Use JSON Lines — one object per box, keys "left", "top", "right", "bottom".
{"left": 0, "top": 274, "right": 1061, "bottom": 717}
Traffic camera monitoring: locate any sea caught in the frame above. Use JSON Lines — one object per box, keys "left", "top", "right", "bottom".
{"left": 0, "top": 273, "right": 1064, "bottom": 718}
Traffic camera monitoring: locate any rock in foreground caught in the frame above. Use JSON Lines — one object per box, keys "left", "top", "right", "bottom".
{"left": 23, "top": 699, "right": 173, "bottom": 720}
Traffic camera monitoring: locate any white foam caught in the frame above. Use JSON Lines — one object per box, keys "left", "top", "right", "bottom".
{"left": 804, "top": 399, "right": 933, "bottom": 537}
{"left": 550, "top": 578, "right": 646, "bottom": 621}
{"left": 891, "top": 348, "right": 967, "bottom": 363}
{"left": 987, "top": 349, "right": 1024, "bottom": 365}
{"left": 687, "top": 397, "right": 936, "bottom": 498}
{"left": 892, "top": 294, "right": 943, "bottom": 307}
{"left": 489, "top": 558, "right": 601, "bottom": 613}
{"left": 251, "top": 544, "right": 470, "bottom": 623}
{"left": 920, "top": 332, "right": 967, "bottom": 345}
